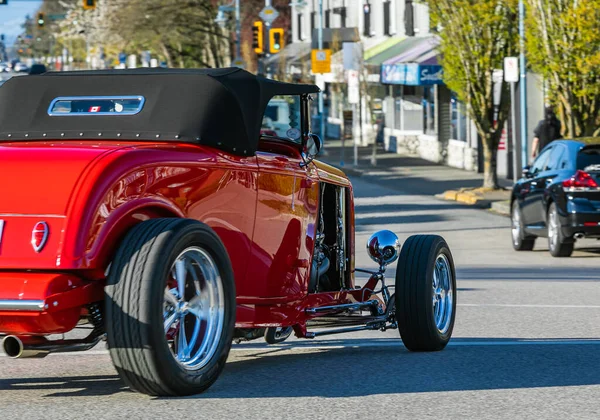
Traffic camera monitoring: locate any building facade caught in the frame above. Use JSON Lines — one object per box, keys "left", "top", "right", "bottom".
{"left": 281, "top": 0, "right": 545, "bottom": 177}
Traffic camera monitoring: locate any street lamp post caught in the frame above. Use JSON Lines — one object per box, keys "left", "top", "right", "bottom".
{"left": 519, "top": 0, "right": 528, "bottom": 167}
{"left": 318, "top": 0, "right": 325, "bottom": 147}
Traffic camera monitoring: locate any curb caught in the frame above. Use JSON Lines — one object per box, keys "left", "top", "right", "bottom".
{"left": 490, "top": 200, "right": 511, "bottom": 217}
{"left": 436, "top": 189, "right": 491, "bottom": 208}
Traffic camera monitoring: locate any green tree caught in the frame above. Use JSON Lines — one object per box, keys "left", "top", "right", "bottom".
{"left": 426, "top": 0, "right": 519, "bottom": 189}
{"left": 526, "top": 0, "right": 600, "bottom": 137}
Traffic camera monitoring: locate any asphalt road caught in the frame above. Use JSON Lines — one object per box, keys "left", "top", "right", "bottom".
{"left": 2, "top": 161, "right": 600, "bottom": 419}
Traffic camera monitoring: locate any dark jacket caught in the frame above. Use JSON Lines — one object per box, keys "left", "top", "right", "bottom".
{"left": 534, "top": 114, "right": 562, "bottom": 150}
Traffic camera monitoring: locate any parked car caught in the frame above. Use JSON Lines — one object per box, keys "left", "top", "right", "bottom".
{"left": 0, "top": 68, "right": 456, "bottom": 397}
{"left": 0, "top": 62, "right": 10, "bottom": 73}
{"left": 511, "top": 138, "right": 600, "bottom": 257}
{"left": 13, "top": 62, "right": 29, "bottom": 73}
{"left": 28, "top": 63, "right": 47, "bottom": 75}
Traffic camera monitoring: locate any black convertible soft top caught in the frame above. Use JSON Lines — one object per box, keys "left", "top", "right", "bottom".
{"left": 0, "top": 68, "right": 320, "bottom": 156}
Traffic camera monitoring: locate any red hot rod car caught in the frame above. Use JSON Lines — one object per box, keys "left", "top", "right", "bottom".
{"left": 0, "top": 68, "right": 456, "bottom": 396}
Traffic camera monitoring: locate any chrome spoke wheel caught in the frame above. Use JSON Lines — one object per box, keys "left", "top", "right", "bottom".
{"left": 511, "top": 206, "right": 521, "bottom": 246}
{"left": 548, "top": 210, "right": 558, "bottom": 250}
{"left": 432, "top": 253, "right": 453, "bottom": 335}
{"left": 163, "top": 246, "right": 224, "bottom": 371}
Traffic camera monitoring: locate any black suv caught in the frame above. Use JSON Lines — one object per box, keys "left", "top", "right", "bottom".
{"left": 511, "top": 139, "right": 600, "bottom": 257}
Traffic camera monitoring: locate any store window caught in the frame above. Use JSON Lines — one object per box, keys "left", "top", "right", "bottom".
{"left": 423, "top": 86, "right": 436, "bottom": 135}
{"left": 450, "top": 94, "right": 467, "bottom": 141}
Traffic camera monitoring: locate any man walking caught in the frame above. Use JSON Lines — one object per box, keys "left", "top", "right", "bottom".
{"left": 531, "top": 107, "right": 562, "bottom": 160}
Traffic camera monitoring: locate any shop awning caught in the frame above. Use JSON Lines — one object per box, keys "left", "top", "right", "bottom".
{"left": 364, "top": 36, "right": 424, "bottom": 66}
{"left": 382, "top": 35, "right": 439, "bottom": 65}
{"left": 380, "top": 35, "right": 443, "bottom": 85}
{"left": 264, "top": 42, "right": 312, "bottom": 67}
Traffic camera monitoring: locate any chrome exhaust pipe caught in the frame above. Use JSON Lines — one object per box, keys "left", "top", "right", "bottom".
{"left": 2, "top": 334, "right": 102, "bottom": 359}
{"left": 574, "top": 232, "right": 585, "bottom": 240}
{"left": 2, "top": 335, "right": 49, "bottom": 359}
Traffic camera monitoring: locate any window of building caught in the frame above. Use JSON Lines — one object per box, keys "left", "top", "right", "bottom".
{"left": 298, "top": 13, "right": 304, "bottom": 41}
{"left": 311, "top": 11, "right": 315, "bottom": 33}
{"left": 325, "top": 9, "right": 330, "bottom": 28}
{"left": 450, "top": 94, "right": 467, "bottom": 141}
{"left": 423, "top": 86, "right": 436, "bottom": 135}
{"left": 333, "top": 6, "right": 347, "bottom": 27}
{"left": 383, "top": 1, "right": 391, "bottom": 36}
{"left": 363, "top": 3, "right": 371, "bottom": 37}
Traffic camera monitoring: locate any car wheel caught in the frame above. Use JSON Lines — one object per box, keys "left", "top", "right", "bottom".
{"left": 264, "top": 327, "right": 294, "bottom": 344}
{"left": 395, "top": 235, "right": 456, "bottom": 352}
{"left": 105, "top": 218, "right": 235, "bottom": 396}
{"left": 511, "top": 200, "right": 535, "bottom": 251}
{"left": 547, "top": 203, "right": 574, "bottom": 257}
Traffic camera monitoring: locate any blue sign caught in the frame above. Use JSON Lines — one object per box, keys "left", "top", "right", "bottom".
{"left": 119, "top": 52, "right": 127, "bottom": 64}
{"left": 381, "top": 63, "right": 444, "bottom": 86}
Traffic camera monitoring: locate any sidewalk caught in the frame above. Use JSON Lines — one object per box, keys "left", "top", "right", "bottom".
{"left": 319, "top": 140, "right": 512, "bottom": 216}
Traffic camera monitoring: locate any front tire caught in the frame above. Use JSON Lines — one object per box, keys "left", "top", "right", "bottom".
{"left": 395, "top": 235, "right": 456, "bottom": 352}
{"left": 511, "top": 200, "right": 535, "bottom": 251}
{"left": 105, "top": 218, "right": 236, "bottom": 396}
{"left": 547, "top": 203, "right": 574, "bottom": 257}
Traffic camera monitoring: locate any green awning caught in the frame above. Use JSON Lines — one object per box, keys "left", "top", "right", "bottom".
{"left": 365, "top": 36, "right": 425, "bottom": 66}
{"left": 364, "top": 37, "right": 404, "bottom": 61}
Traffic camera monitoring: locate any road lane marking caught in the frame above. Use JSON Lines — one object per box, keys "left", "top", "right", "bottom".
{"left": 459, "top": 303, "right": 600, "bottom": 309}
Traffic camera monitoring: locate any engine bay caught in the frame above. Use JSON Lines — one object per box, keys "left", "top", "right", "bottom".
{"left": 309, "top": 182, "right": 350, "bottom": 293}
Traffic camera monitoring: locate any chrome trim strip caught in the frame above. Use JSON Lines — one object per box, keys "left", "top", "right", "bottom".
{"left": 48, "top": 95, "right": 146, "bottom": 116}
{"left": 0, "top": 300, "right": 45, "bottom": 311}
{"left": 0, "top": 214, "right": 65, "bottom": 218}
{"left": 0, "top": 220, "right": 4, "bottom": 246}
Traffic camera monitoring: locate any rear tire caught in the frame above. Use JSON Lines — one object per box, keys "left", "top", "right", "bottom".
{"left": 511, "top": 200, "right": 535, "bottom": 251}
{"left": 547, "top": 203, "right": 574, "bottom": 257}
{"left": 395, "top": 235, "right": 456, "bottom": 352}
{"left": 105, "top": 218, "right": 235, "bottom": 396}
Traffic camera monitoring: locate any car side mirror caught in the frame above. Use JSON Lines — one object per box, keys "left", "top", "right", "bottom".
{"left": 301, "top": 133, "right": 322, "bottom": 165}
{"left": 522, "top": 165, "right": 533, "bottom": 178}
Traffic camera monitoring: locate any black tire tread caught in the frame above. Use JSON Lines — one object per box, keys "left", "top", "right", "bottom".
{"left": 396, "top": 234, "right": 456, "bottom": 352}
{"left": 512, "top": 201, "right": 535, "bottom": 251}
{"left": 107, "top": 218, "right": 180, "bottom": 396}
{"left": 106, "top": 218, "right": 235, "bottom": 396}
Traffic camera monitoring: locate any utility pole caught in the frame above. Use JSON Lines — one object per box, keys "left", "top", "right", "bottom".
{"left": 519, "top": 0, "right": 528, "bottom": 166}
{"left": 264, "top": 0, "right": 272, "bottom": 77}
{"left": 318, "top": 0, "right": 325, "bottom": 146}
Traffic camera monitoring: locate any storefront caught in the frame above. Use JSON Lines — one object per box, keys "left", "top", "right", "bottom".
{"left": 379, "top": 35, "right": 479, "bottom": 171}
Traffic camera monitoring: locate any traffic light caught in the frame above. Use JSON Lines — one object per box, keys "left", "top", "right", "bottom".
{"left": 83, "top": 0, "right": 96, "bottom": 10}
{"left": 37, "top": 13, "right": 45, "bottom": 28}
{"left": 252, "top": 21, "right": 263, "bottom": 54}
{"left": 269, "top": 28, "right": 284, "bottom": 54}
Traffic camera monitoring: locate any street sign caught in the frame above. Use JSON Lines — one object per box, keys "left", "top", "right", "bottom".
{"left": 259, "top": 6, "right": 279, "bottom": 24}
{"left": 504, "top": 57, "right": 519, "bottom": 83}
{"left": 347, "top": 70, "right": 359, "bottom": 104}
{"left": 342, "top": 42, "right": 361, "bottom": 71}
{"left": 311, "top": 49, "right": 331, "bottom": 74}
